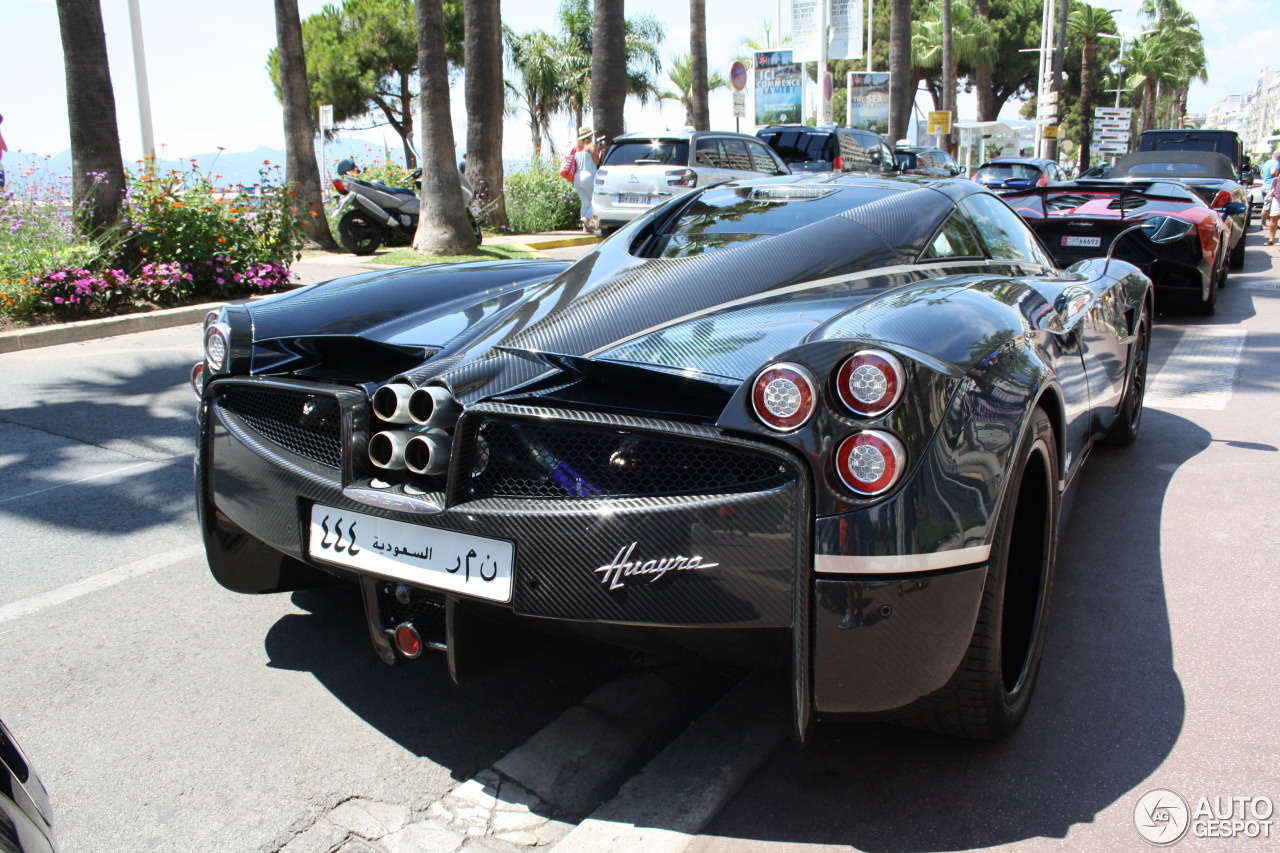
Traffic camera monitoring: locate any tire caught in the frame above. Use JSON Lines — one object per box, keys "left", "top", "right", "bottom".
{"left": 467, "top": 210, "right": 483, "bottom": 246}
{"left": 1193, "top": 266, "right": 1218, "bottom": 316}
{"left": 1229, "top": 227, "right": 1246, "bottom": 269}
{"left": 905, "top": 408, "right": 1059, "bottom": 740}
{"left": 1105, "top": 309, "right": 1149, "bottom": 447}
{"left": 338, "top": 209, "right": 384, "bottom": 255}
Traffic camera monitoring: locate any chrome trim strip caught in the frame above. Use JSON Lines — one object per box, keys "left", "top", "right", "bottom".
{"left": 814, "top": 544, "right": 992, "bottom": 575}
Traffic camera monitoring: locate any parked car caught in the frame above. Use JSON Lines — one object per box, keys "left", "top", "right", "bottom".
{"left": 191, "top": 170, "right": 1159, "bottom": 742}
{"left": 1136, "top": 128, "right": 1253, "bottom": 183}
{"left": 1078, "top": 162, "right": 1112, "bottom": 179}
{"left": 973, "top": 157, "right": 1068, "bottom": 192}
{"left": 894, "top": 144, "right": 962, "bottom": 176}
{"left": 755, "top": 125, "right": 896, "bottom": 175}
{"left": 592, "top": 131, "right": 789, "bottom": 236}
{"left": 1, "top": 716, "right": 58, "bottom": 852}
{"left": 1006, "top": 171, "right": 1246, "bottom": 315}
{"left": 1110, "top": 150, "right": 1249, "bottom": 270}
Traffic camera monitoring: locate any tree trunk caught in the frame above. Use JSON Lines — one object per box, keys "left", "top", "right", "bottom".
{"left": 54, "top": 0, "right": 125, "bottom": 236}
{"left": 1142, "top": 77, "right": 1156, "bottom": 134}
{"left": 888, "top": 0, "right": 913, "bottom": 143}
{"left": 1078, "top": 39, "right": 1096, "bottom": 171}
{"left": 941, "top": 0, "right": 954, "bottom": 155}
{"left": 974, "top": 0, "right": 995, "bottom": 121}
{"left": 274, "top": 0, "right": 338, "bottom": 251}
{"left": 400, "top": 75, "right": 418, "bottom": 169}
{"left": 689, "top": 0, "right": 710, "bottom": 131}
{"left": 413, "top": 0, "right": 475, "bottom": 255}
{"left": 592, "top": 0, "right": 627, "bottom": 154}
{"left": 465, "top": 0, "right": 507, "bottom": 228}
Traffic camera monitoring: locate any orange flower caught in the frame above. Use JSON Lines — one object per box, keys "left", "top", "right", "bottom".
{"left": 216, "top": 237, "right": 226, "bottom": 243}
{"left": 173, "top": 201, "right": 185, "bottom": 208}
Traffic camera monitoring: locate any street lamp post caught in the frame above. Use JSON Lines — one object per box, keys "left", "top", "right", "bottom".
{"left": 126, "top": 0, "right": 156, "bottom": 165}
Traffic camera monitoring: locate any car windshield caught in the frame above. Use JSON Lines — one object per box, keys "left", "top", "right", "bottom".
{"left": 649, "top": 184, "right": 884, "bottom": 258}
{"left": 757, "top": 130, "right": 831, "bottom": 162}
{"left": 1150, "top": 138, "right": 1218, "bottom": 153}
{"left": 603, "top": 139, "right": 689, "bottom": 166}
{"left": 977, "top": 164, "right": 1042, "bottom": 181}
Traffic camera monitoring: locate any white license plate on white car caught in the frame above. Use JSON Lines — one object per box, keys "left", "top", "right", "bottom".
{"left": 308, "top": 504, "right": 514, "bottom": 602}
{"left": 618, "top": 194, "right": 656, "bottom": 205}
{"left": 1062, "top": 235, "right": 1102, "bottom": 248}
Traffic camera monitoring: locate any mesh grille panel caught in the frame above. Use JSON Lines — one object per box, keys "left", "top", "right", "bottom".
{"left": 469, "top": 418, "right": 789, "bottom": 499}
{"left": 220, "top": 386, "right": 343, "bottom": 469}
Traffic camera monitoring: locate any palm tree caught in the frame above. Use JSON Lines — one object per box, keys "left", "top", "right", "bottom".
{"left": 941, "top": 0, "right": 954, "bottom": 154}
{"left": 973, "top": 0, "right": 995, "bottom": 120}
{"left": 53, "top": 0, "right": 126, "bottom": 235}
{"left": 1125, "top": 34, "right": 1178, "bottom": 133}
{"left": 465, "top": 0, "right": 507, "bottom": 228}
{"left": 1068, "top": 4, "right": 1118, "bottom": 171}
{"left": 912, "top": 0, "right": 995, "bottom": 129}
{"left": 275, "top": 0, "right": 338, "bottom": 250}
{"left": 734, "top": 19, "right": 791, "bottom": 62}
{"left": 412, "top": 0, "right": 475, "bottom": 254}
{"left": 505, "top": 27, "right": 564, "bottom": 157}
{"left": 689, "top": 0, "right": 710, "bottom": 131}
{"left": 888, "top": 0, "right": 913, "bottom": 143}
{"left": 661, "top": 54, "right": 728, "bottom": 128}
{"left": 592, "top": 0, "right": 627, "bottom": 150}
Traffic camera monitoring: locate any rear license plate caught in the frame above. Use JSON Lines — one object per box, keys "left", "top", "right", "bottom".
{"left": 618, "top": 194, "right": 656, "bottom": 205}
{"left": 308, "top": 504, "right": 514, "bottom": 602}
{"left": 1062, "top": 235, "right": 1102, "bottom": 248}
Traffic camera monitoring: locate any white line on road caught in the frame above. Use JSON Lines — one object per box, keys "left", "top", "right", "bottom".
{"left": 1146, "top": 328, "right": 1246, "bottom": 411}
{"left": 0, "top": 543, "right": 204, "bottom": 624}
{"left": 0, "top": 452, "right": 194, "bottom": 505}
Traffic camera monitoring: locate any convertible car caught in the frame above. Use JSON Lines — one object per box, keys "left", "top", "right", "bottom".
{"left": 1006, "top": 172, "right": 1247, "bottom": 316}
{"left": 193, "top": 173, "right": 1159, "bottom": 741}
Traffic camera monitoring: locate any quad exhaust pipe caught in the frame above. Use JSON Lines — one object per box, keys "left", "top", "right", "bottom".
{"left": 370, "top": 384, "right": 460, "bottom": 474}
{"left": 372, "top": 383, "right": 460, "bottom": 429}
{"left": 370, "top": 429, "right": 452, "bottom": 475}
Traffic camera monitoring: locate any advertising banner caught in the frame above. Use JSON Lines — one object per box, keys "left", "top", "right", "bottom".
{"left": 846, "top": 71, "right": 891, "bottom": 134}
{"left": 827, "top": 0, "right": 863, "bottom": 60}
{"left": 755, "top": 51, "right": 803, "bottom": 126}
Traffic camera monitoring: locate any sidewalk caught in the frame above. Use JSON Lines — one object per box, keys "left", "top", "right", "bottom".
{"left": 0, "top": 232, "right": 599, "bottom": 354}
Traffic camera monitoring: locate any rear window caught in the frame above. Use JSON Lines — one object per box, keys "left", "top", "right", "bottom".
{"left": 757, "top": 130, "right": 832, "bottom": 162}
{"left": 976, "top": 163, "right": 1043, "bottom": 181}
{"left": 603, "top": 139, "right": 689, "bottom": 167}
{"left": 1122, "top": 161, "right": 1214, "bottom": 177}
{"left": 1148, "top": 138, "right": 1219, "bottom": 154}
{"left": 649, "top": 185, "right": 886, "bottom": 258}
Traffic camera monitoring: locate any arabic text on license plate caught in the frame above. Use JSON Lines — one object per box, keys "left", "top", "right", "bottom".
{"left": 1063, "top": 235, "right": 1102, "bottom": 248}
{"left": 618, "top": 194, "right": 655, "bottom": 205}
{"left": 308, "top": 504, "right": 514, "bottom": 602}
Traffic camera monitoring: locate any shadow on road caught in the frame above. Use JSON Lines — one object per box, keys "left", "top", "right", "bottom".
{"left": 695, "top": 407, "right": 1206, "bottom": 851}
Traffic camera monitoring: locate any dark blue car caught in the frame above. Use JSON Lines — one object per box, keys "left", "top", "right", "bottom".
{"left": 973, "top": 157, "right": 1067, "bottom": 193}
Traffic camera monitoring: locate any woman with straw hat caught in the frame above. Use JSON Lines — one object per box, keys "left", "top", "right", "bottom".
{"left": 571, "top": 125, "right": 601, "bottom": 231}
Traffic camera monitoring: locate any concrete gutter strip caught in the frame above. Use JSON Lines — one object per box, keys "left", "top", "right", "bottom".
{"left": 0, "top": 303, "right": 223, "bottom": 353}
{"left": 552, "top": 670, "right": 788, "bottom": 853}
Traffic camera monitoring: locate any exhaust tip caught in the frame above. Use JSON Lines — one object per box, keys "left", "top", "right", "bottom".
{"left": 372, "top": 384, "right": 415, "bottom": 424}
{"left": 404, "top": 432, "right": 451, "bottom": 476}
{"left": 409, "top": 386, "right": 461, "bottom": 428}
{"left": 369, "top": 430, "right": 410, "bottom": 470}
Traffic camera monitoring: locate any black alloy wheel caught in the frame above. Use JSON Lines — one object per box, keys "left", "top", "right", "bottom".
{"left": 338, "top": 209, "right": 384, "bottom": 255}
{"left": 1229, "top": 226, "right": 1246, "bottom": 269}
{"left": 467, "top": 209, "right": 484, "bottom": 246}
{"left": 1105, "top": 310, "right": 1149, "bottom": 447}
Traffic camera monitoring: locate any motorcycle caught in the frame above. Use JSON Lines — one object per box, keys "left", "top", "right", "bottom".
{"left": 331, "top": 158, "right": 482, "bottom": 255}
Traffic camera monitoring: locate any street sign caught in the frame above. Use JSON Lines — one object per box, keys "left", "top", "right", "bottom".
{"left": 1043, "top": 125, "right": 1058, "bottom": 139}
{"left": 319, "top": 104, "right": 334, "bottom": 132}
{"left": 730, "top": 60, "right": 747, "bottom": 92}
{"left": 1094, "top": 106, "right": 1133, "bottom": 119}
{"left": 1093, "top": 131, "right": 1130, "bottom": 142}
{"left": 732, "top": 90, "right": 746, "bottom": 118}
{"left": 927, "top": 110, "right": 952, "bottom": 135}
{"left": 1092, "top": 120, "right": 1129, "bottom": 131}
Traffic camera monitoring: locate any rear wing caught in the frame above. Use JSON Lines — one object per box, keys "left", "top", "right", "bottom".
{"left": 1004, "top": 180, "right": 1195, "bottom": 219}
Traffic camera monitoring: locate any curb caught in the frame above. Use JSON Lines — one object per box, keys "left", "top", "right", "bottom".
{"left": 0, "top": 302, "right": 223, "bottom": 354}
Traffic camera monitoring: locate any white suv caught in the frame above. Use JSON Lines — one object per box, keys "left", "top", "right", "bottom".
{"left": 592, "top": 131, "right": 790, "bottom": 235}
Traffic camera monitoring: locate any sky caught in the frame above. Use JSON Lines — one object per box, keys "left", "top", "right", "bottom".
{"left": 3, "top": 0, "right": 1277, "bottom": 167}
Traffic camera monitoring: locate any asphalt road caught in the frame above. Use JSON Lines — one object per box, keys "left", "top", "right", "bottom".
{"left": 1, "top": 231, "right": 1277, "bottom": 852}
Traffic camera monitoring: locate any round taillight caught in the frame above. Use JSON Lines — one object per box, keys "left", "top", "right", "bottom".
{"left": 203, "top": 310, "right": 220, "bottom": 330}
{"left": 834, "top": 430, "right": 906, "bottom": 496}
{"left": 189, "top": 362, "right": 205, "bottom": 399}
{"left": 751, "top": 362, "right": 817, "bottom": 431}
{"left": 394, "top": 623, "right": 422, "bottom": 658}
{"left": 835, "top": 349, "right": 904, "bottom": 417}
{"left": 204, "top": 325, "right": 229, "bottom": 371}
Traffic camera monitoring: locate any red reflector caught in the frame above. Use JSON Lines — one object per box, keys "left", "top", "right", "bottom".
{"left": 332, "top": 179, "right": 346, "bottom": 193}
{"left": 833, "top": 155, "right": 844, "bottom": 171}
{"left": 835, "top": 431, "right": 906, "bottom": 496}
{"left": 394, "top": 623, "right": 422, "bottom": 658}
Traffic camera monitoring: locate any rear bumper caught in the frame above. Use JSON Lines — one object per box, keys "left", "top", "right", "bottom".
{"left": 196, "top": 378, "right": 988, "bottom": 729}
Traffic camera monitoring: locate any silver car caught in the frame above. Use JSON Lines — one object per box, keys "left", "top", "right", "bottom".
{"left": 593, "top": 131, "right": 790, "bottom": 235}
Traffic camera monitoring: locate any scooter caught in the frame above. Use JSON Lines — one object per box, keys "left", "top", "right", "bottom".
{"left": 331, "top": 158, "right": 482, "bottom": 255}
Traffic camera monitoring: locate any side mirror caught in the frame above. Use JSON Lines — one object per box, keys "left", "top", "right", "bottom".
{"left": 1221, "top": 202, "right": 1247, "bottom": 216}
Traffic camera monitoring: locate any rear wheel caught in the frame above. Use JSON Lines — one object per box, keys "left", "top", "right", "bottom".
{"left": 1193, "top": 266, "right": 1218, "bottom": 316}
{"left": 1229, "top": 228, "right": 1246, "bottom": 269}
{"left": 1106, "top": 310, "right": 1149, "bottom": 447}
{"left": 338, "top": 210, "right": 384, "bottom": 255}
{"left": 467, "top": 210, "right": 483, "bottom": 245}
{"left": 905, "top": 408, "right": 1059, "bottom": 740}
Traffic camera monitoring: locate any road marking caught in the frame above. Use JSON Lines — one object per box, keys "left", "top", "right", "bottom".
{"left": 1146, "top": 328, "right": 1245, "bottom": 411}
{"left": 0, "top": 543, "right": 204, "bottom": 624}
{"left": 0, "top": 452, "right": 193, "bottom": 505}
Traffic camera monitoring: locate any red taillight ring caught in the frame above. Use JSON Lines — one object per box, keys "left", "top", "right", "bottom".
{"left": 835, "top": 431, "right": 906, "bottom": 496}
{"left": 189, "top": 362, "right": 205, "bottom": 400}
{"left": 835, "top": 349, "right": 904, "bottom": 417}
{"left": 751, "top": 362, "right": 818, "bottom": 431}
{"left": 204, "top": 324, "right": 229, "bottom": 372}
{"left": 394, "top": 623, "right": 423, "bottom": 658}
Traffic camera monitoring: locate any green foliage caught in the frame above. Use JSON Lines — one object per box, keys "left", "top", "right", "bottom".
{"left": 503, "top": 159, "right": 580, "bottom": 234}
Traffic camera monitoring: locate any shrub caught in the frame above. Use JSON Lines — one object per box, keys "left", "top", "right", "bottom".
{"left": 504, "top": 159, "right": 581, "bottom": 233}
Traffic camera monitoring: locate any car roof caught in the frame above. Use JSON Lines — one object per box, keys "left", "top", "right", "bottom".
{"left": 1111, "top": 151, "right": 1237, "bottom": 180}
{"left": 612, "top": 130, "right": 763, "bottom": 142}
{"left": 981, "top": 157, "right": 1054, "bottom": 167}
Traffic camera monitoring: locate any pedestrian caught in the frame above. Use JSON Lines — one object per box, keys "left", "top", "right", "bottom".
{"left": 1260, "top": 148, "right": 1280, "bottom": 238}
{"left": 458, "top": 152, "right": 466, "bottom": 174}
{"left": 0, "top": 114, "right": 7, "bottom": 190}
{"left": 571, "top": 125, "right": 600, "bottom": 232}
